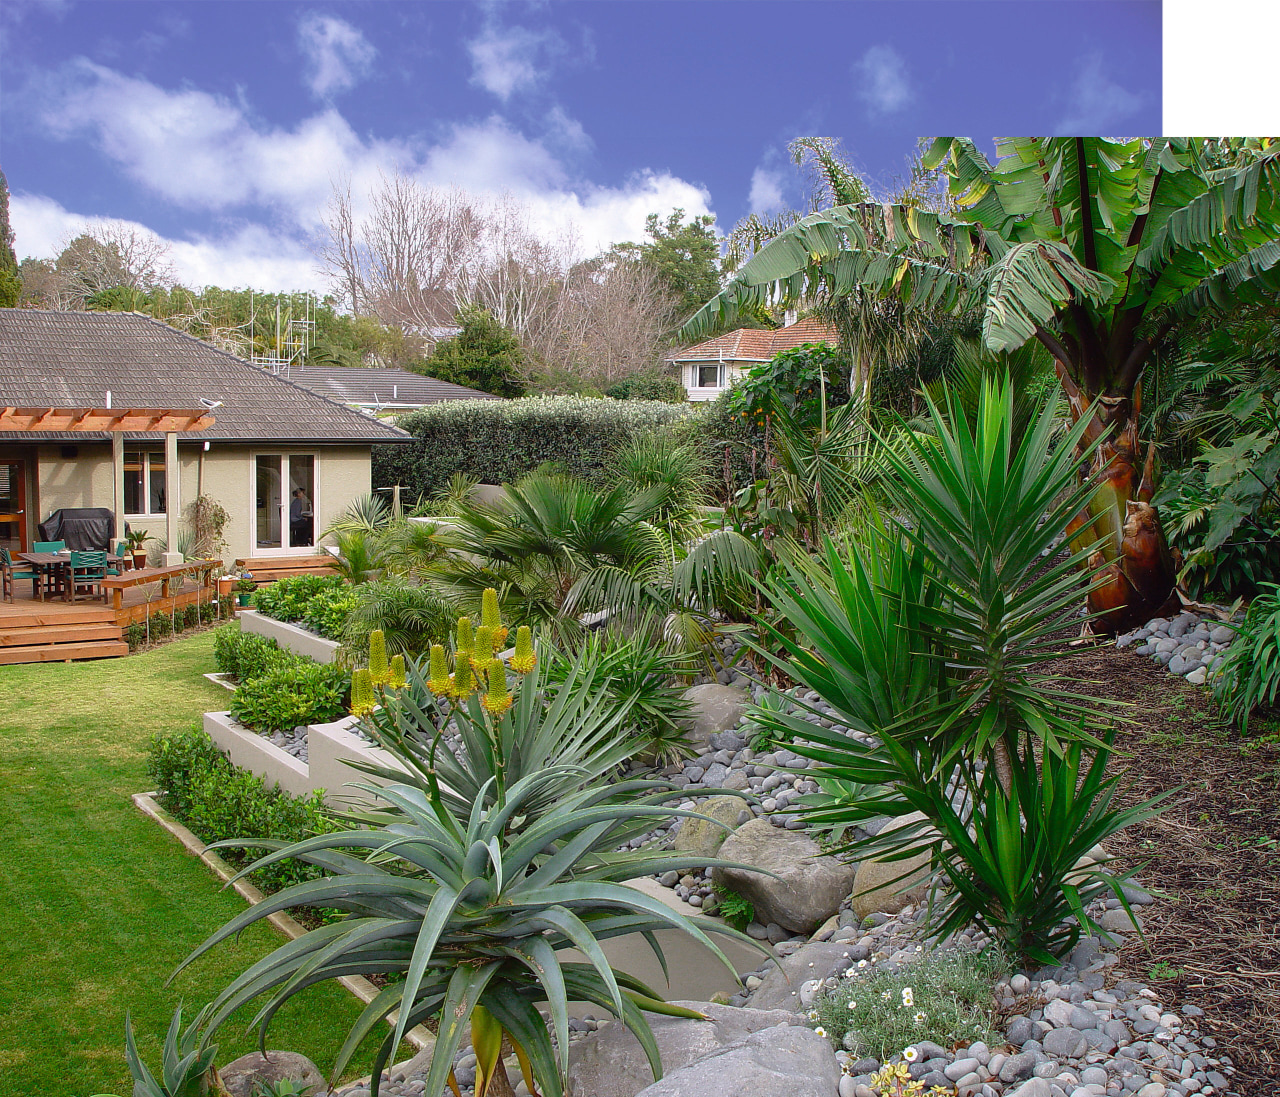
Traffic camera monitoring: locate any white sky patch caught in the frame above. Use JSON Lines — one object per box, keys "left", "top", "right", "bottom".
{"left": 298, "top": 13, "right": 377, "bottom": 99}
{"left": 854, "top": 44, "right": 912, "bottom": 115}
{"left": 16, "top": 61, "right": 717, "bottom": 292}
{"left": 466, "top": 21, "right": 563, "bottom": 102}
{"left": 1055, "top": 54, "right": 1146, "bottom": 134}
{"left": 748, "top": 167, "right": 786, "bottom": 213}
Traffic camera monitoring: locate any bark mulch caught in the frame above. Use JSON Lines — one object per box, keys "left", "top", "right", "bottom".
{"left": 1045, "top": 644, "right": 1280, "bottom": 1092}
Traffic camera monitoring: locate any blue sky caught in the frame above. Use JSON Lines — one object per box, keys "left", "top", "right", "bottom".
{"left": 1, "top": 0, "right": 1162, "bottom": 295}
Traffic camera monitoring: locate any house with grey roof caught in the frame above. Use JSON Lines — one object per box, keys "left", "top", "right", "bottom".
{"left": 285, "top": 364, "right": 500, "bottom": 415}
{"left": 0, "top": 308, "right": 412, "bottom": 565}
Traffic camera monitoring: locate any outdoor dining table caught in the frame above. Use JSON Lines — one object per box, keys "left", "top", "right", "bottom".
{"left": 17, "top": 552, "right": 127, "bottom": 602}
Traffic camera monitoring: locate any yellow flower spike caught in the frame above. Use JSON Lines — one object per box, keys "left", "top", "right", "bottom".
{"left": 470, "top": 626, "right": 494, "bottom": 675}
{"left": 481, "top": 588, "right": 506, "bottom": 650}
{"left": 368, "top": 629, "right": 390, "bottom": 685}
{"left": 427, "top": 644, "right": 451, "bottom": 694}
{"left": 388, "top": 654, "right": 406, "bottom": 689}
{"left": 456, "top": 616, "right": 474, "bottom": 652}
{"left": 509, "top": 626, "right": 537, "bottom": 674}
{"left": 349, "top": 668, "right": 375, "bottom": 717}
{"left": 482, "top": 660, "right": 512, "bottom": 716}
{"left": 451, "top": 657, "right": 473, "bottom": 699}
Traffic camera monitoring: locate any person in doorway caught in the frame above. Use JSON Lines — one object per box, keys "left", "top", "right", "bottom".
{"left": 289, "top": 487, "right": 313, "bottom": 547}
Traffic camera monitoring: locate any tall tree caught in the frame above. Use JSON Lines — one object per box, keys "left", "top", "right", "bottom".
{"left": 614, "top": 209, "right": 721, "bottom": 331}
{"left": 684, "top": 137, "right": 1280, "bottom": 632}
{"left": 0, "top": 169, "right": 19, "bottom": 308}
{"left": 417, "top": 305, "right": 527, "bottom": 397}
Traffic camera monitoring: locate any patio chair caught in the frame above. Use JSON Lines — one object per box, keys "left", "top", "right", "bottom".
{"left": 1, "top": 547, "right": 40, "bottom": 603}
{"left": 33, "top": 540, "right": 67, "bottom": 598}
{"left": 68, "top": 550, "right": 108, "bottom": 603}
{"left": 107, "top": 540, "right": 129, "bottom": 576}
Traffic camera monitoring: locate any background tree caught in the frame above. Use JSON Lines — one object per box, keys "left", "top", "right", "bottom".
{"left": 0, "top": 169, "right": 19, "bottom": 308}
{"left": 685, "top": 136, "right": 1280, "bottom": 631}
{"left": 418, "top": 305, "right": 527, "bottom": 396}
{"left": 613, "top": 209, "right": 721, "bottom": 334}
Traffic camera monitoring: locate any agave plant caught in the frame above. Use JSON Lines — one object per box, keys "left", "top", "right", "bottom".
{"left": 91, "top": 1005, "right": 225, "bottom": 1097}
{"left": 749, "top": 378, "right": 1173, "bottom": 963}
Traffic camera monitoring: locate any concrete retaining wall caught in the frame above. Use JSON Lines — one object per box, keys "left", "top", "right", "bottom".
{"left": 239, "top": 609, "right": 340, "bottom": 664}
{"left": 203, "top": 710, "right": 313, "bottom": 799}
{"left": 307, "top": 715, "right": 411, "bottom": 807}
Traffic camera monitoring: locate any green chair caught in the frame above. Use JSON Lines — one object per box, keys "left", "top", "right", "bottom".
{"left": 69, "top": 550, "right": 108, "bottom": 602}
{"left": 32, "top": 540, "right": 67, "bottom": 597}
{"left": 107, "top": 540, "right": 129, "bottom": 576}
{"left": 0, "top": 547, "right": 40, "bottom": 603}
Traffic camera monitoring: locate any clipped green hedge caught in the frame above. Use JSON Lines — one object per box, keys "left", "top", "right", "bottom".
{"left": 253, "top": 574, "right": 346, "bottom": 623}
{"left": 212, "top": 625, "right": 290, "bottom": 682}
{"left": 374, "top": 396, "right": 690, "bottom": 499}
{"left": 147, "top": 726, "right": 336, "bottom": 893}
{"left": 230, "top": 661, "right": 351, "bottom": 733}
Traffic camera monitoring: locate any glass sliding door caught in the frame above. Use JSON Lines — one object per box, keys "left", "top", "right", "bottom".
{"left": 256, "top": 454, "right": 317, "bottom": 552}
{"left": 0, "top": 461, "right": 26, "bottom": 552}
{"left": 256, "top": 456, "right": 283, "bottom": 549}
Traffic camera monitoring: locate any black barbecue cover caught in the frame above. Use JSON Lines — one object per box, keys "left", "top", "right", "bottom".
{"left": 38, "top": 508, "right": 118, "bottom": 550}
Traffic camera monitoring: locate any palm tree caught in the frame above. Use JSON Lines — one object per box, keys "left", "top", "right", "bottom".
{"left": 685, "top": 137, "right": 1280, "bottom": 631}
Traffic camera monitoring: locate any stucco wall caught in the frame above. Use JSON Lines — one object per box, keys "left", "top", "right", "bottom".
{"left": 31, "top": 442, "right": 372, "bottom": 561}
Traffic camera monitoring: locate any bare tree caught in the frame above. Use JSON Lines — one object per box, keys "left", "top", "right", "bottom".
{"left": 21, "top": 222, "right": 175, "bottom": 310}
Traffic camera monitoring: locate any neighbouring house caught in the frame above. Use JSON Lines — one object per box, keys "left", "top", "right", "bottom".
{"left": 667, "top": 317, "right": 841, "bottom": 402}
{"left": 0, "top": 308, "right": 413, "bottom": 565}
{"left": 284, "top": 364, "right": 500, "bottom": 416}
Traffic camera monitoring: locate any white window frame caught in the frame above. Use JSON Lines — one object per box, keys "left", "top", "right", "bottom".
{"left": 251, "top": 452, "right": 318, "bottom": 556}
{"left": 123, "top": 450, "right": 167, "bottom": 518}
{"left": 692, "top": 362, "right": 724, "bottom": 389}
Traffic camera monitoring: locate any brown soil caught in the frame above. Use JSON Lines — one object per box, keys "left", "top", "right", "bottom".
{"left": 1044, "top": 644, "right": 1280, "bottom": 1091}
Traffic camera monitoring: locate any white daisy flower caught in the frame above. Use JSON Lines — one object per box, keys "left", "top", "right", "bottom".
{"left": 847, "top": 1000, "right": 857, "bottom": 1010}
{"left": 808, "top": 1010, "right": 819, "bottom": 1021}
{"left": 881, "top": 990, "right": 892, "bottom": 1000}
{"left": 814, "top": 1025, "right": 827, "bottom": 1038}
{"left": 902, "top": 1046, "right": 919, "bottom": 1062}
{"left": 914, "top": 1011, "right": 926, "bottom": 1023}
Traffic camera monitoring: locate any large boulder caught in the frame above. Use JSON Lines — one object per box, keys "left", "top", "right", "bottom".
{"left": 849, "top": 811, "right": 935, "bottom": 919}
{"left": 748, "top": 938, "right": 869, "bottom": 1011}
{"left": 680, "top": 684, "right": 749, "bottom": 750}
{"left": 671, "top": 795, "right": 750, "bottom": 859}
{"left": 633, "top": 1024, "right": 840, "bottom": 1097}
{"left": 218, "top": 1051, "right": 325, "bottom": 1097}
{"left": 567, "top": 1000, "right": 802, "bottom": 1097}
{"left": 712, "top": 817, "right": 857, "bottom": 936}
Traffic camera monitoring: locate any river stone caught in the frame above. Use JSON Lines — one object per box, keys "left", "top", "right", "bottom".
{"left": 219, "top": 1051, "right": 325, "bottom": 1097}
{"left": 747, "top": 939, "right": 868, "bottom": 1010}
{"left": 680, "top": 684, "right": 750, "bottom": 750}
{"left": 712, "top": 817, "right": 857, "bottom": 935}
{"left": 849, "top": 812, "right": 934, "bottom": 918}
{"left": 566, "top": 1000, "right": 801, "bottom": 1097}
{"left": 631, "top": 1024, "right": 840, "bottom": 1097}
{"left": 672, "top": 796, "right": 748, "bottom": 858}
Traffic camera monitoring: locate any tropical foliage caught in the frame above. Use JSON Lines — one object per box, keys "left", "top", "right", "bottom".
{"left": 687, "top": 137, "right": 1280, "bottom": 631}
{"left": 1212, "top": 583, "right": 1280, "bottom": 731}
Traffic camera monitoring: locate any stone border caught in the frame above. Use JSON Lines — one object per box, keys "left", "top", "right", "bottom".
{"left": 203, "top": 710, "right": 313, "bottom": 799}
{"left": 239, "top": 609, "right": 341, "bottom": 664}
{"left": 203, "top": 671, "right": 237, "bottom": 693}
{"left": 131, "top": 791, "right": 433, "bottom": 1055}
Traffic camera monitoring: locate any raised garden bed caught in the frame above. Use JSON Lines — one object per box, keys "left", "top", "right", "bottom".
{"left": 238, "top": 609, "right": 340, "bottom": 664}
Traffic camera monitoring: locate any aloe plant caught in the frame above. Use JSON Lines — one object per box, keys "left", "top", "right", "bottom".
{"left": 92, "top": 1005, "right": 224, "bottom": 1097}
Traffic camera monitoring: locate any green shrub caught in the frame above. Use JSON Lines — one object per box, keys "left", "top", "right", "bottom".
{"left": 230, "top": 662, "right": 351, "bottom": 732}
{"left": 252, "top": 574, "right": 346, "bottom": 622}
{"left": 212, "top": 626, "right": 290, "bottom": 681}
{"left": 1212, "top": 583, "right": 1280, "bottom": 731}
{"left": 606, "top": 372, "right": 687, "bottom": 403}
{"left": 665, "top": 392, "right": 765, "bottom": 503}
{"left": 338, "top": 578, "right": 456, "bottom": 660}
{"left": 123, "top": 623, "right": 145, "bottom": 651}
{"left": 146, "top": 726, "right": 336, "bottom": 893}
{"left": 711, "top": 884, "right": 754, "bottom": 931}
{"left": 148, "top": 612, "right": 172, "bottom": 639}
{"left": 811, "top": 949, "right": 1004, "bottom": 1059}
{"left": 184, "top": 603, "right": 199, "bottom": 628}
{"left": 373, "top": 395, "right": 689, "bottom": 499}
{"left": 303, "top": 586, "right": 359, "bottom": 640}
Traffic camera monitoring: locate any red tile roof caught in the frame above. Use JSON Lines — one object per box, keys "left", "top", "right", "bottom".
{"left": 668, "top": 318, "right": 840, "bottom": 363}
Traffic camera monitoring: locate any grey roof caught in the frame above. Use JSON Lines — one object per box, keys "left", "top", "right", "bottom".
{"left": 0, "top": 308, "right": 413, "bottom": 445}
{"left": 285, "top": 365, "right": 500, "bottom": 407}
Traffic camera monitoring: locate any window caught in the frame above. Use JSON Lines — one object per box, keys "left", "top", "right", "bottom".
{"left": 696, "top": 363, "right": 721, "bottom": 388}
{"left": 256, "top": 454, "right": 316, "bottom": 550}
{"left": 124, "top": 451, "right": 165, "bottom": 514}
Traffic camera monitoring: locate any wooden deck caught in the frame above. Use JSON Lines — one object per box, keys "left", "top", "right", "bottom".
{"left": 0, "top": 568, "right": 218, "bottom": 664}
{"left": 235, "top": 553, "right": 337, "bottom": 583}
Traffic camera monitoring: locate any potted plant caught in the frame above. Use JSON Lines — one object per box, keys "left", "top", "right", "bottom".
{"left": 123, "top": 529, "right": 151, "bottom": 569}
{"left": 235, "top": 576, "right": 257, "bottom": 607}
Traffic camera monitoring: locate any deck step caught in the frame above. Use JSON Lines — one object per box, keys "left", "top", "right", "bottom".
{"left": 0, "top": 640, "right": 129, "bottom": 664}
{"left": 0, "top": 606, "right": 117, "bottom": 629}
{"left": 0, "top": 622, "right": 124, "bottom": 647}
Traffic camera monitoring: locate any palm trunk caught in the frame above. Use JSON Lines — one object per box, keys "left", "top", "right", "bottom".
{"left": 1054, "top": 362, "right": 1178, "bottom": 634}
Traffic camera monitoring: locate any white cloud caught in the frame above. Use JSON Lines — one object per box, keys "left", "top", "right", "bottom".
{"left": 297, "top": 13, "right": 376, "bottom": 99}
{"left": 16, "top": 61, "right": 716, "bottom": 290}
{"left": 854, "top": 45, "right": 912, "bottom": 115}
{"left": 10, "top": 193, "right": 326, "bottom": 292}
{"left": 466, "top": 21, "right": 564, "bottom": 102}
{"left": 748, "top": 167, "right": 786, "bottom": 213}
{"left": 1055, "top": 54, "right": 1146, "bottom": 134}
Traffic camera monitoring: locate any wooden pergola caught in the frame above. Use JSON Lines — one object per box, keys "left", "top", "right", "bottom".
{"left": 0, "top": 406, "right": 214, "bottom": 561}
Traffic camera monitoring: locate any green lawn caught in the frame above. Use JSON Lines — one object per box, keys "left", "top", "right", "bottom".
{"left": 0, "top": 630, "right": 385, "bottom": 1096}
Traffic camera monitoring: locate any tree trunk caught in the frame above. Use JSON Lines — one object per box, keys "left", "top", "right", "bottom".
{"left": 1055, "top": 363, "right": 1178, "bottom": 634}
